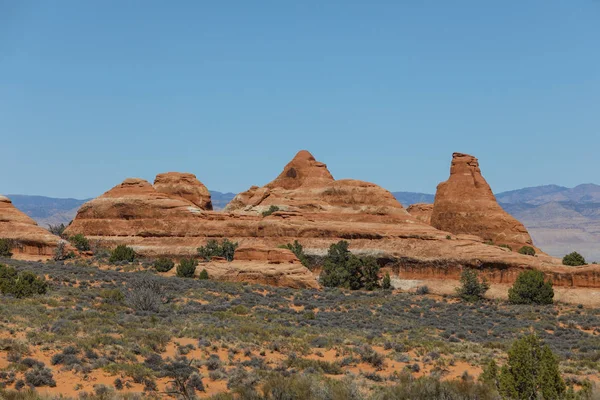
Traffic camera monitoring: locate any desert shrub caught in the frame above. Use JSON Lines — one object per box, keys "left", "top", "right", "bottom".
{"left": 154, "top": 258, "right": 175, "bottom": 273}
{"left": 69, "top": 234, "right": 90, "bottom": 251}
{"left": 382, "top": 272, "right": 392, "bottom": 290}
{"left": 508, "top": 270, "right": 554, "bottom": 305}
{"left": 0, "top": 239, "right": 14, "bottom": 258}
{"left": 261, "top": 373, "right": 362, "bottom": 400}
{"left": 197, "top": 239, "right": 238, "bottom": 262}
{"left": 518, "top": 246, "right": 536, "bottom": 256}
{"left": 162, "top": 359, "right": 202, "bottom": 398}
{"left": 53, "top": 240, "right": 75, "bottom": 261}
{"left": 498, "top": 244, "right": 512, "bottom": 251}
{"left": 455, "top": 269, "right": 489, "bottom": 302}
{"left": 416, "top": 285, "right": 430, "bottom": 295}
{"left": 126, "top": 274, "right": 168, "bottom": 312}
{"left": 0, "top": 265, "right": 48, "bottom": 298}
{"left": 262, "top": 205, "right": 280, "bottom": 217}
{"left": 109, "top": 245, "right": 136, "bottom": 263}
{"left": 177, "top": 258, "right": 198, "bottom": 278}
{"left": 562, "top": 251, "right": 587, "bottom": 266}
{"left": 100, "top": 288, "right": 125, "bottom": 304}
{"left": 199, "top": 269, "right": 209, "bottom": 280}
{"left": 283, "top": 240, "right": 309, "bottom": 268}
{"left": 24, "top": 367, "right": 56, "bottom": 387}
{"left": 319, "top": 240, "right": 380, "bottom": 290}
{"left": 499, "top": 334, "right": 565, "bottom": 399}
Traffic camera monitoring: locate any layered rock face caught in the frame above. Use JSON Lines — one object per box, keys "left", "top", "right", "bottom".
{"left": 406, "top": 203, "right": 434, "bottom": 225}
{"left": 64, "top": 152, "right": 600, "bottom": 289}
{"left": 0, "top": 195, "right": 62, "bottom": 256}
{"left": 431, "top": 153, "right": 534, "bottom": 248}
{"left": 154, "top": 172, "right": 212, "bottom": 210}
{"left": 199, "top": 247, "right": 319, "bottom": 289}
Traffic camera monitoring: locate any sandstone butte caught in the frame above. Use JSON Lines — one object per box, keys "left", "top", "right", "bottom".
{"left": 0, "top": 195, "right": 64, "bottom": 257}
{"left": 430, "top": 152, "right": 535, "bottom": 249}
{"left": 62, "top": 150, "right": 600, "bottom": 289}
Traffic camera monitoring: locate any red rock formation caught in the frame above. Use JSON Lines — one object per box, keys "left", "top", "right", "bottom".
{"left": 407, "top": 203, "right": 434, "bottom": 225}
{"left": 225, "top": 150, "right": 406, "bottom": 217}
{"left": 154, "top": 172, "right": 212, "bottom": 210}
{"left": 0, "top": 195, "right": 63, "bottom": 256}
{"left": 64, "top": 151, "right": 600, "bottom": 289}
{"left": 431, "top": 153, "right": 534, "bottom": 248}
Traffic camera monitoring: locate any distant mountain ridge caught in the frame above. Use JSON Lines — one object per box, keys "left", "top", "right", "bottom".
{"left": 5, "top": 184, "right": 600, "bottom": 261}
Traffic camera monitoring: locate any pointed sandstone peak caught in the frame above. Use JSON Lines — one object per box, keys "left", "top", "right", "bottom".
{"left": 431, "top": 152, "right": 533, "bottom": 247}
{"left": 266, "top": 150, "right": 334, "bottom": 190}
{"left": 154, "top": 172, "right": 213, "bottom": 210}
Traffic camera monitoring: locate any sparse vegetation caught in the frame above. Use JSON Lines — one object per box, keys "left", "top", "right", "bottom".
{"left": 0, "top": 257, "right": 598, "bottom": 399}
{"left": 261, "top": 205, "right": 280, "bottom": 217}
{"left": 319, "top": 240, "right": 380, "bottom": 290}
{"left": 563, "top": 251, "right": 587, "bottom": 266}
{"left": 176, "top": 258, "right": 197, "bottom": 278}
{"left": 455, "top": 269, "right": 489, "bottom": 302}
{"left": 109, "top": 245, "right": 136, "bottom": 263}
{"left": 199, "top": 268, "right": 209, "bottom": 280}
{"left": 518, "top": 246, "right": 536, "bottom": 256}
{"left": 508, "top": 270, "right": 554, "bottom": 305}
{"left": 197, "top": 239, "right": 238, "bottom": 262}
{"left": 0, "top": 238, "right": 14, "bottom": 258}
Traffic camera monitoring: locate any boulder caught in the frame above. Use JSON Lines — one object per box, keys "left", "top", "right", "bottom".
{"left": 154, "top": 172, "right": 212, "bottom": 210}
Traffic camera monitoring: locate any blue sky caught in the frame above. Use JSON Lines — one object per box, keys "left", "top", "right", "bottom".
{"left": 1, "top": 1, "right": 599, "bottom": 199}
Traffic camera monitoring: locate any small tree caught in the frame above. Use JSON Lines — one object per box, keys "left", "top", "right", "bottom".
{"left": 47, "top": 223, "right": 67, "bottom": 238}
{"left": 283, "top": 240, "right": 309, "bottom": 268}
{"left": 0, "top": 239, "right": 13, "bottom": 258}
{"left": 455, "top": 269, "right": 489, "bottom": 302}
{"left": 499, "top": 334, "right": 565, "bottom": 400}
{"left": 518, "top": 246, "right": 536, "bottom": 256}
{"left": 508, "top": 270, "right": 554, "bottom": 305}
{"left": 319, "top": 241, "right": 380, "bottom": 291}
{"left": 199, "top": 269, "right": 209, "bottom": 280}
{"left": 0, "top": 265, "right": 48, "bottom": 298}
{"left": 154, "top": 258, "right": 175, "bottom": 273}
{"left": 479, "top": 359, "right": 499, "bottom": 390}
{"left": 69, "top": 234, "right": 90, "bottom": 251}
{"left": 382, "top": 272, "right": 392, "bottom": 290}
{"left": 177, "top": 258, "right": 197, "bottom": 278}
{"left": 109, "top": 245, "right": 136, "bottom": 263}
{"left": 562, "top": 251, "right": 586, "bottom": 266}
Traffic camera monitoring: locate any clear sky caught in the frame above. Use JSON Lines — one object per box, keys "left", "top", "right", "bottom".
{"left": 2, "top": 1, "right": 599, "bottom": 199}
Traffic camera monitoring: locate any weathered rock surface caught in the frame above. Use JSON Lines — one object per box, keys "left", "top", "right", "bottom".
{"left": 154, "top": 172, "right": 212, "bottom": 210}
{"left": 431, "top": 153, "right": 534, "bottom": 248}
{"left": 64, "top": 151, "right": 600, "bottom": 289}
{"left": 406, "top": 203, "right": 433, "bottom": 224}
{"left": 225, "top": 150, "right": 406, "bottom": 217}
{"left": 0, "top": 195, "right": 62, "bottom": 256}
{"left": 197, "top": 246, "right": 318, "bottom": 289}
